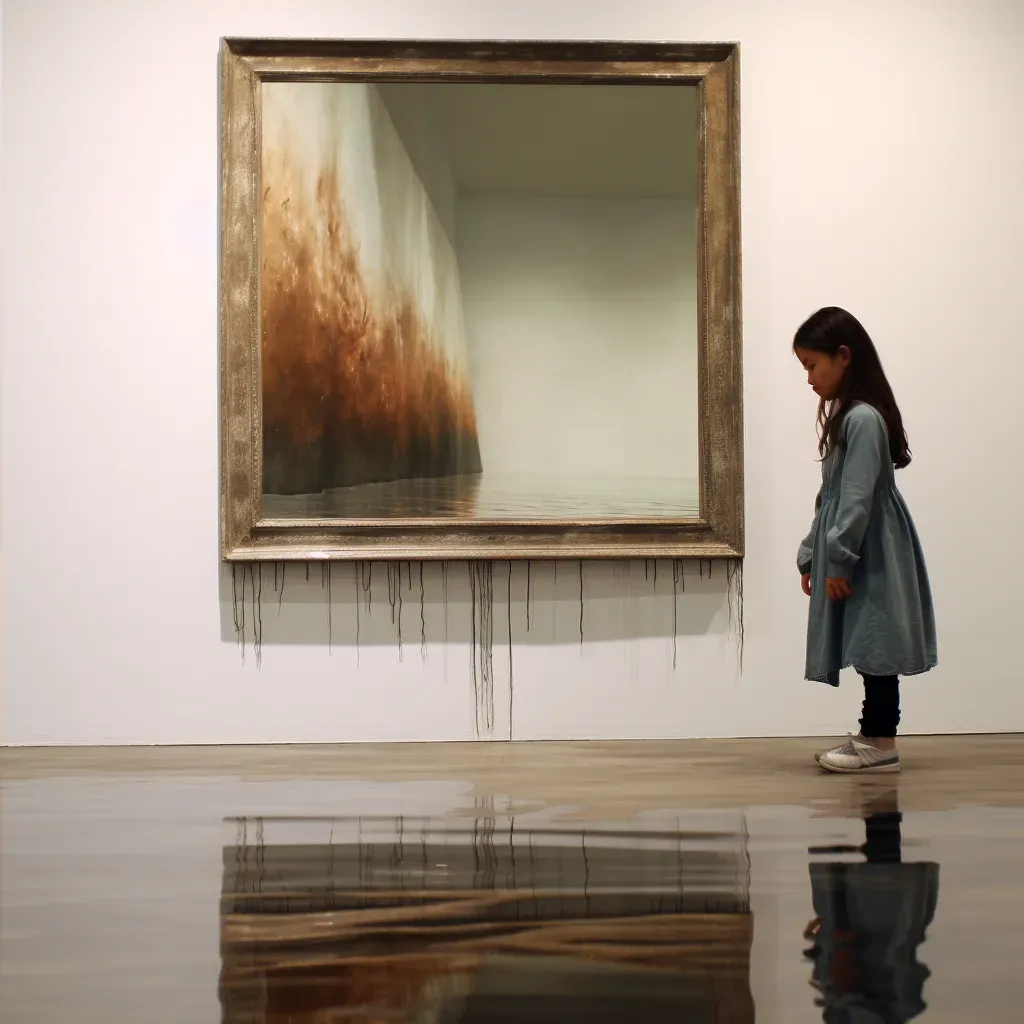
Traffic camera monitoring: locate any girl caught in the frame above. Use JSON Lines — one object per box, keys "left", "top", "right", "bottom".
{"left": 794, "top": 307, "right": 937, "bottom": 774}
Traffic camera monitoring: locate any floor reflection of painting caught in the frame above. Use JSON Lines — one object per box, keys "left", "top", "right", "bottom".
{"left": 219, "top": 816, "right": 754, "bottom": 1023}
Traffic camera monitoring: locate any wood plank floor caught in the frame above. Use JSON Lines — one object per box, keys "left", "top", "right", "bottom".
{"left": 4, "top": 735, "right": 1023, "bottom": 813}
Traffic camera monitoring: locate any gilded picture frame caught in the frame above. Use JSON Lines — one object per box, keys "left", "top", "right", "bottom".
{"left": 220, "top": 39, "right": 742, "bottom": 562}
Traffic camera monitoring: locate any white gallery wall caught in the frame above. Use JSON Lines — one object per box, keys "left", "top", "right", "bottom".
{"left": 2, "top": 0, "right": 1023, "bottom": 744}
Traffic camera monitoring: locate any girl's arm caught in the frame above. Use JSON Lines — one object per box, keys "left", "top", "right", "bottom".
{"left": 797, "top": 490, "right": 822, "bottom": 575}
{"left": 826, "top": 406, "right": 886, "bottom": 579}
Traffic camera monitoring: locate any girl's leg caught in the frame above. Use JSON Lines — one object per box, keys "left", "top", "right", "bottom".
{"left": 817, "top": 677, "right": 902, "bottom": 773}
{"left": 813, "top": 675, "right": 901, "bottom": 767}
{"left": 859, "top": 674, "right": 900, "bottom": 747}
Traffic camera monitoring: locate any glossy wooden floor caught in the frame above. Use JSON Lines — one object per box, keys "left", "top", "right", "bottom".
{"left": 3, "top": 737, "right": 1023, "bottom": 1022}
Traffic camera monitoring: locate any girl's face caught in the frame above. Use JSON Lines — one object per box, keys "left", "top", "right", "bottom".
{"left": 795, "top": 345, "right": 851, "bottom": 401}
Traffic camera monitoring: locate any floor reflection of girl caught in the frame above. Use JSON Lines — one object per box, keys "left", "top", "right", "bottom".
{"left": 803, "top": 786, "right": 939, "bottom": 1023}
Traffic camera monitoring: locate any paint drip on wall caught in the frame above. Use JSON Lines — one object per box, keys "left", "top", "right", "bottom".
{"left": 229, "top": 559, "right": 744, "bottom": 739}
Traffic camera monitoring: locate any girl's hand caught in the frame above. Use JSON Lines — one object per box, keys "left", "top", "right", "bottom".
{"left": 826, "top": 577, "right": 852, "bottom": 601}
{"left": 801, "top": 573, "right": 812, "bottom": 596}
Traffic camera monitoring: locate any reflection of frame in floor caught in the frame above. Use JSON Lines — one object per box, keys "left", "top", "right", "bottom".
{"left": 218, "top": 816, "right": 755, "bottom": 1022}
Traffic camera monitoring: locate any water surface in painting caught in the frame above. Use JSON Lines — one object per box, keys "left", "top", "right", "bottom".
{"left": 263, "top": 473, "right": 700, "bottom": 520}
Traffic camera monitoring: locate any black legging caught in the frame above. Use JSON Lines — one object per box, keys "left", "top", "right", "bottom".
{"left": 859, "top": 674, "right": 901, "bottom": 738}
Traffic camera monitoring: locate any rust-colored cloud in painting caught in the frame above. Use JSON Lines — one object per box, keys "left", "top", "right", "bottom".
{"left": 260, "top": 148, "right": 482, "bottom": 497}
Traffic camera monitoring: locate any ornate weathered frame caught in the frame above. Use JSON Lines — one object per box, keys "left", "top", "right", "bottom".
{"left": 220, "top": 39, "right": 742, "bottom": 562}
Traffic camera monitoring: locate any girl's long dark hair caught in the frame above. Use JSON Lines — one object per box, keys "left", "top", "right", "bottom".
{"left": 793, "top": 307, "right": 911, "bottom": 469}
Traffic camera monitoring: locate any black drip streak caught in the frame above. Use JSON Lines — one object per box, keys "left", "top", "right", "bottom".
{"left": 419, "top": 562, "right": 426, "bottom": 662}
{"left": 579, "top": 560, "right": 584, "bottom": 645}
{"left": 469, "top": 563, "right": 479, "bottom": 734}
{"left": 727, "top": 558, "right": 746, "bottom": 675}
{"left": 231, "top": 565, "right": 242, "bottom": 649}
{"left": 386, "top": 562, "right": 404, "bottom": 659}
{"left": 249, "top": 563, "right": 263, "bottom": 667}
{"left": 357, "top": 561, "right": 372, "bottom": 619}
{"left": 507, "top": 561, "right": 514, "bottom": 741}
{"left": 484, "top": 563, "right": 494, "bottom": 731}
{"left": 468, "top": 562, "right": 495, "bottom": 736}
{"left": 387, "top": 563, "right": 398, "bottom": 624}
{"left": 244, "top": 565, "right": 252, "bottom": 659}
{"left": 525, "top": 560, "right": 531, "bottom": 632}
{"left": 240, "top": 567, "right": 247, "bottom": 660}
{"left": 441, "top": 561, "right": 449, "bottom": 646}
{"left": 354, "top": 562, "right": 361, "bottom": 665}
{"left": 671, "top": 559, "right": 685, "bottom": 671}
{"left": 396, "top": 562, "right": 404, "bottom": 660}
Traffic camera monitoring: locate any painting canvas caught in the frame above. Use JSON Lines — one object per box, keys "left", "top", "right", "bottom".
{"left": 258, "top": 80, "right": 700, "bottom": 522}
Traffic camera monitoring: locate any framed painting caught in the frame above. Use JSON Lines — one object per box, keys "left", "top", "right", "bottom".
{"left": 220, "top": 39, "right": 742, "bottom": 561}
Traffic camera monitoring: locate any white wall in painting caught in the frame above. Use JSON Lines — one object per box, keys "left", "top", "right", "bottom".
{"left": 375, "top": 84, "right": 458, "bottom": 245}
{"left": 2, "top": 0, "right": 1024, "bottom": 744}
{"left": 457, "top": 195, "right": 699, "bottom": 482}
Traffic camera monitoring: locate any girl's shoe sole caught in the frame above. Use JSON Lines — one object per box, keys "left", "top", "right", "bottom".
{"left": 818, "top": 760, "right": 901, "bottom": 775}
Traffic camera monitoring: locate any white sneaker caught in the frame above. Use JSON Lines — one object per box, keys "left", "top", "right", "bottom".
{"left": 818, "top": 736, "right": 901, "bottom": 775}
{"left": 813, "top": 735, "right": 857, "bottom": 765}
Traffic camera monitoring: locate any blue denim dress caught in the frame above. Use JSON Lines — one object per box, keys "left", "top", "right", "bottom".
{"left": 797, "top": 403, "right": 938, "bottom": 685}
